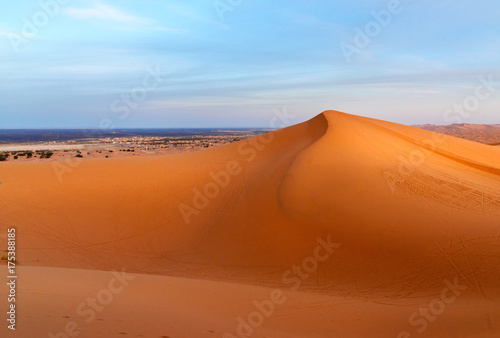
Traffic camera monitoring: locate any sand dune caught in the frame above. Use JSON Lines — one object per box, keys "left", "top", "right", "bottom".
{"left": 1, "top": 111, "right": 500, "bottom": 337}
{"left": 2, "top": 266, "right": 499, "bottom": 338}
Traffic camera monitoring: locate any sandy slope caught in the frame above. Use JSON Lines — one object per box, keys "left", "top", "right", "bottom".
{"left": 1, "top": 266, "right": 499, "bottom": 338}
{"left": 1, "top": 111, "right": 500, "bottom": 337}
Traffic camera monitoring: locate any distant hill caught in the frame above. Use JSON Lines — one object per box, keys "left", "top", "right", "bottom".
{"left": 413, "top": 123, "right": 500, "bottom": 145}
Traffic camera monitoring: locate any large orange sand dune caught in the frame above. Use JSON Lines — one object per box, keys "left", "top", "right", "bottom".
{"left": 1, "top": 111, "right": 499, "bottom": 337}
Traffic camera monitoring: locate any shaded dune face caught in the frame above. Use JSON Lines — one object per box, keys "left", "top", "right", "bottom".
{"left": 1, "top": 111, "right": 500, "bottom": 300}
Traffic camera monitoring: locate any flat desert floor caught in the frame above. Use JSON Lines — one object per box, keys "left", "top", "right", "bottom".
{"left": 1, "top": 111, "right": 500, "bottom": 337}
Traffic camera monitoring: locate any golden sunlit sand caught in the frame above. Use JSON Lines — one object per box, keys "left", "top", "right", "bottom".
{"left": 1, "top": 111, "right": 499, "bottom": 337}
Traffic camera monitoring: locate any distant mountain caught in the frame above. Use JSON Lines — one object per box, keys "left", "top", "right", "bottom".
{"left": 413, "top": 123, "right": 500, "bottom": 145}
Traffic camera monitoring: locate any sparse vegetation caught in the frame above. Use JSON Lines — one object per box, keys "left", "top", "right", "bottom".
{"left": 39, "top": 151, "right": 53, "bottom": 159}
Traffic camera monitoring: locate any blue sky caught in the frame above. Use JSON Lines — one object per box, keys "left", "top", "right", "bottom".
{"left": 1, "top": 0, "right": 499, "bottom": 128}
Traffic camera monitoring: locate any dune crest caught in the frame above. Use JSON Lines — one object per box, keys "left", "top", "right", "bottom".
{"left": 2, "top": 111, "right": 500, "bottom": 337}
{"left": 1, "top": 111, "right": 500, "bottom": 300}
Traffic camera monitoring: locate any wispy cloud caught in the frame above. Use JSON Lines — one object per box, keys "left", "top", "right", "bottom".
{"left": 2, "top": 1, "right": 500, "bottom": 128}
{"left": 64, "top": 2, "right": 188, "bottom": 33}
{"left": 65, "top": 2, "right": 152, "bottom": 24}
{"left": 65, "top": 2, "right": 189, "bottom": 34}
{"left": 0, "top": 29, "right": 14, "bottom": 38}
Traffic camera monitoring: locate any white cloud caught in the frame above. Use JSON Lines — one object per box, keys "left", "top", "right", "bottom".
{"left": 65, "top": 2, "right": 153, "bottom": 25}
{"left": 64, "top": 2, "right": 188, "bottom": 33}
{"left": 0, "top": 30, "right": 13, "bottom": 37}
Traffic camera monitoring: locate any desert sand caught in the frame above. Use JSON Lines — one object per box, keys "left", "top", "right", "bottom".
{"left": 1, "top": 111, "right": 500, "bottom": 337}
